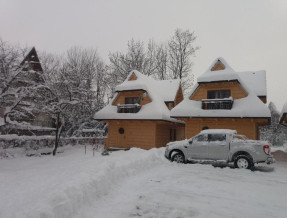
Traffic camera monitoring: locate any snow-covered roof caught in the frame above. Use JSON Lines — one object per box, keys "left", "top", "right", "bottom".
{"left": 94, "top": 70, "right": 183, "bottom": 123}
{"left": 200, "top": 129, "right": 237, "bottom": 135}
{"left": 172, "top": 57, "right": 270, "bottom": 118}
{"left": 197, "top": 57, "right": 267, "bottom": 97}
{"left": 115, "top": 72, "right": 181, "bottom": 102}
{"left": 197, "top": 57, "right": 240, "bottom": 83}
{"left": 238, "top": 71, "right": 266, "bottom": 96}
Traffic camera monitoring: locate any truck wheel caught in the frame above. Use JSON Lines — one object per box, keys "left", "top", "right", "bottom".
{"left": 172, "top": 153, "right": 185, "bottom": 163}
{"left": 234, "top": 155, "right": 253, "bottom": 169}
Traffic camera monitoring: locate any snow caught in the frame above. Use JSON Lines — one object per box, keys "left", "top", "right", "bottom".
{"left": 238, "top": 71, "right": 267, "bottom": 97}
{"left": 0, "top": 146, "right": 286, "bottom": 218}
{"left": 200, "top": 129, "right": 237, "bottom": 135}
{"left": 0, "top": 117, "right": 4, "bottom": 126}
{"left": 95, "top": 70, "right": 183, "bottom": 123}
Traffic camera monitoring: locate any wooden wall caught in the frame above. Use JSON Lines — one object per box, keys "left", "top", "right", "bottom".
{"left": 181, "top": 118, "right": 269, "bottom": 140}
{"left": 105, "top": 120, "right": 185, "bottom": 149}
{"left": 190, "top": 82, "right": 248, "bottom": 100}
{"left": 175, "top": 86, "right": 184, "bottom": 106}
{"left": 112, "top": 91, "right": 151, "bottom": 106}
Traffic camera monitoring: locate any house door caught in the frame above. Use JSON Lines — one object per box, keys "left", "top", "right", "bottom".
{"left": 117, "top": 127, "right": 126, "bottom": 147}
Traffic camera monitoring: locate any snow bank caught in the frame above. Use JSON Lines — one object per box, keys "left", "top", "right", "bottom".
{"left": 0, "top": 146, "right": 164, "bottom": 218}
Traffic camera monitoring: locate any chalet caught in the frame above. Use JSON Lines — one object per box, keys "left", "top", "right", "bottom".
{"left": 171, "top": 57, "right": 271, "bottom": 140}
{"left": 279, "top": 103, "right": 287, "bottom": 126}
{"left": 0, "top": 47, "right": 54, "bottom": 135}
{"left": 94, "top": 70, "right": 185, "bottom": 149}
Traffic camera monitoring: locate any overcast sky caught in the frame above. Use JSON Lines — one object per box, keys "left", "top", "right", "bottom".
{"left": 1, "top": 0, "right": 287, "bottom": 110}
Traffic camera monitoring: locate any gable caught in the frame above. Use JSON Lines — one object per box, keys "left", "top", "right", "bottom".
{"left": 211, "top": 60, "right": 225, "bottom": 71}
{"left": 128, "top": 73, "right": 137, "bottom": 81}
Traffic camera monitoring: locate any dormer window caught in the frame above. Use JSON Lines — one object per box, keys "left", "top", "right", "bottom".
{"left": 207, "top": 90, "right": 230, "bottom": 99}
{"left": 125, "top": 97, "right": 140, "bottom": 104}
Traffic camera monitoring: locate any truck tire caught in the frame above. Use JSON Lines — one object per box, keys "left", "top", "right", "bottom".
{"left": 234, "top": 155, "right": 254, "bottom": 169}
{"left": 171, "top": 152, "right": 185, "bottom": 163}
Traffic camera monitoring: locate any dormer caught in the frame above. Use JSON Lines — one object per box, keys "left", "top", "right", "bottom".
{"left": 112, "top": 89, "right": 151, "bottom": 113}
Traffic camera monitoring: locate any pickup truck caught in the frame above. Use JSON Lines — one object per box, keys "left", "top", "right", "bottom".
{"left": 165, "top": 129, "right": 274, "bottom": 169}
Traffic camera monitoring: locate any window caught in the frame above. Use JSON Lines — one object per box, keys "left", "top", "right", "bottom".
{"left": 118, "top": 128, "right": 124, "bottom": 134}
{"left": 208, "top": 134, "right": 226, "bottom": 142}
{"left": 194, "top": 134, "right": 208, "bottom": 142}
{"left": 207, "top": 90, "right": 230, "bottom": 99}
{"left": 125, "top": 97, "right": 140, "bottom": 104}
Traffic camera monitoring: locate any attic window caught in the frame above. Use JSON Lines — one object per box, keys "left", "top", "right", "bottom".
{"left": 211, "top": 60, "right": 225, "bottom": 71}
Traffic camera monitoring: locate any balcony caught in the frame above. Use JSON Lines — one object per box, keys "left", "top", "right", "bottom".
{"left": 117, "top": 104, "right": 141, "bottom": 113}
{"left": 201, "top": 98, "right": 233, "bottom": 110}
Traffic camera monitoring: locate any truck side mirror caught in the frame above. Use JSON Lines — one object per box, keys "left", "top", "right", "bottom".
{"left": 189, "top": 139, "right": 193, "bottom": 144}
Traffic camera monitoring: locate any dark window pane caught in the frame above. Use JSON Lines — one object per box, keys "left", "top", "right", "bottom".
{"left": 208, "top": 134, "right": 226, "bottom": 142}
{"left": 208, "top": 91, "right": 217, "bottom": 99}
{"left": 194, "top": 134, "right": 208, "bottom": 142}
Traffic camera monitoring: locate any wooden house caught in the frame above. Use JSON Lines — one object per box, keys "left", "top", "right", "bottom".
{"left": 171, "top": 58, "right": 271, "bottom": 140}
{"left": 94, "top": 70, "right": 185, "bottom": 149}
{"left": 279, "top": 103, "right": 287, "bottom": 126}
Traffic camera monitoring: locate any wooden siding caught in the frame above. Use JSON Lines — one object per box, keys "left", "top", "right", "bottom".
{"left": 128, "top": 73, "right": 137, "bottom": 81}
{"left": 175, "top": 86, "right": 184, "bottom": 106}
{"left": 112, "top": 90, "right": 151, "bottom": 106}
{"left": 180, "top": 118, "right": 269, "bottom": 140}
{"left": 104, "top": 120, "right": 185, "bottom": 149}
{"left": 211, "top": 60, "right": 225, "bottom": 71}
{"left": 190, "top": 81, "right": 248, "bottom": 100}
{"left": 280, "top": 113, "right": 287, "bottom": 126}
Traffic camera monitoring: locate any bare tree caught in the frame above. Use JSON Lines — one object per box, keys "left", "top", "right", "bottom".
{"left": 168, "top": 29, "right": 199, "bottom": 91}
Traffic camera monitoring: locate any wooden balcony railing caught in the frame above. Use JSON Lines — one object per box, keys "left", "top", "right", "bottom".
{"left": 117, "top": 104, "right": 141, "bottom": 113}
{"left": 201, "top": 98, "right": 233, "bottom": 110}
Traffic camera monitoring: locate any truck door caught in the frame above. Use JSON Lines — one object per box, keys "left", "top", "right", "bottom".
{"left": 187, "top": 134, "right": 209, "bottom": 159}
{"left": 207, "top": 134, "right": 229, "bottom": 160}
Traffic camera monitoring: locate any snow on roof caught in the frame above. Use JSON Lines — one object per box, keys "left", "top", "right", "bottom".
{"left": 197, "top": 58, "right": 267, "bottom": 97}
{"left": 172, "top": 57, "right": 270, "bottom": 118}
{"left": 94, "top": 70, "right": 183, "bottom": 123}
{"left": 238, "top": 71, "right": 266, "bottom": 96}
{"left": 171, "top": 93, "right": 270, "bottom": 118}
{"left": 197, "top": 57, "right": 241, "bottom": 83}
{"left": 200, "top": 129, "right": 237, "bottom": 135}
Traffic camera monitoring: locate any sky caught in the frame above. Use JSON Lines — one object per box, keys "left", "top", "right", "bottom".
{"left": 1, "top": 0, "right": 287, "bottom": 111}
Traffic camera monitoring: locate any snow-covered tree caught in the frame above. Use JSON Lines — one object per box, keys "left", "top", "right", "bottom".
{"left": 260, "top": 102, "right": 287, "bottom": 145}
{"left": 0, "top": 39, "right": 48, "bottom": 129}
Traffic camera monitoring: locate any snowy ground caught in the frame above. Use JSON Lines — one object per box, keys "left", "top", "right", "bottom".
{"left": 0, "top": 146, "right": 287, "bottom": 218}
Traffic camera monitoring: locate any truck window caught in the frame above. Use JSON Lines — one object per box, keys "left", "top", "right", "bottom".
{"left": 194, "top": 134, "right": 208, "bottom": 142}
{"left": 208, "top": 134, "right": 226, "bottom": 142}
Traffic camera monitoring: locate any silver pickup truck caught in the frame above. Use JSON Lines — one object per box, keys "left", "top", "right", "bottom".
{"left": 165, "top": 129, "right": 274, "bottom": 169}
